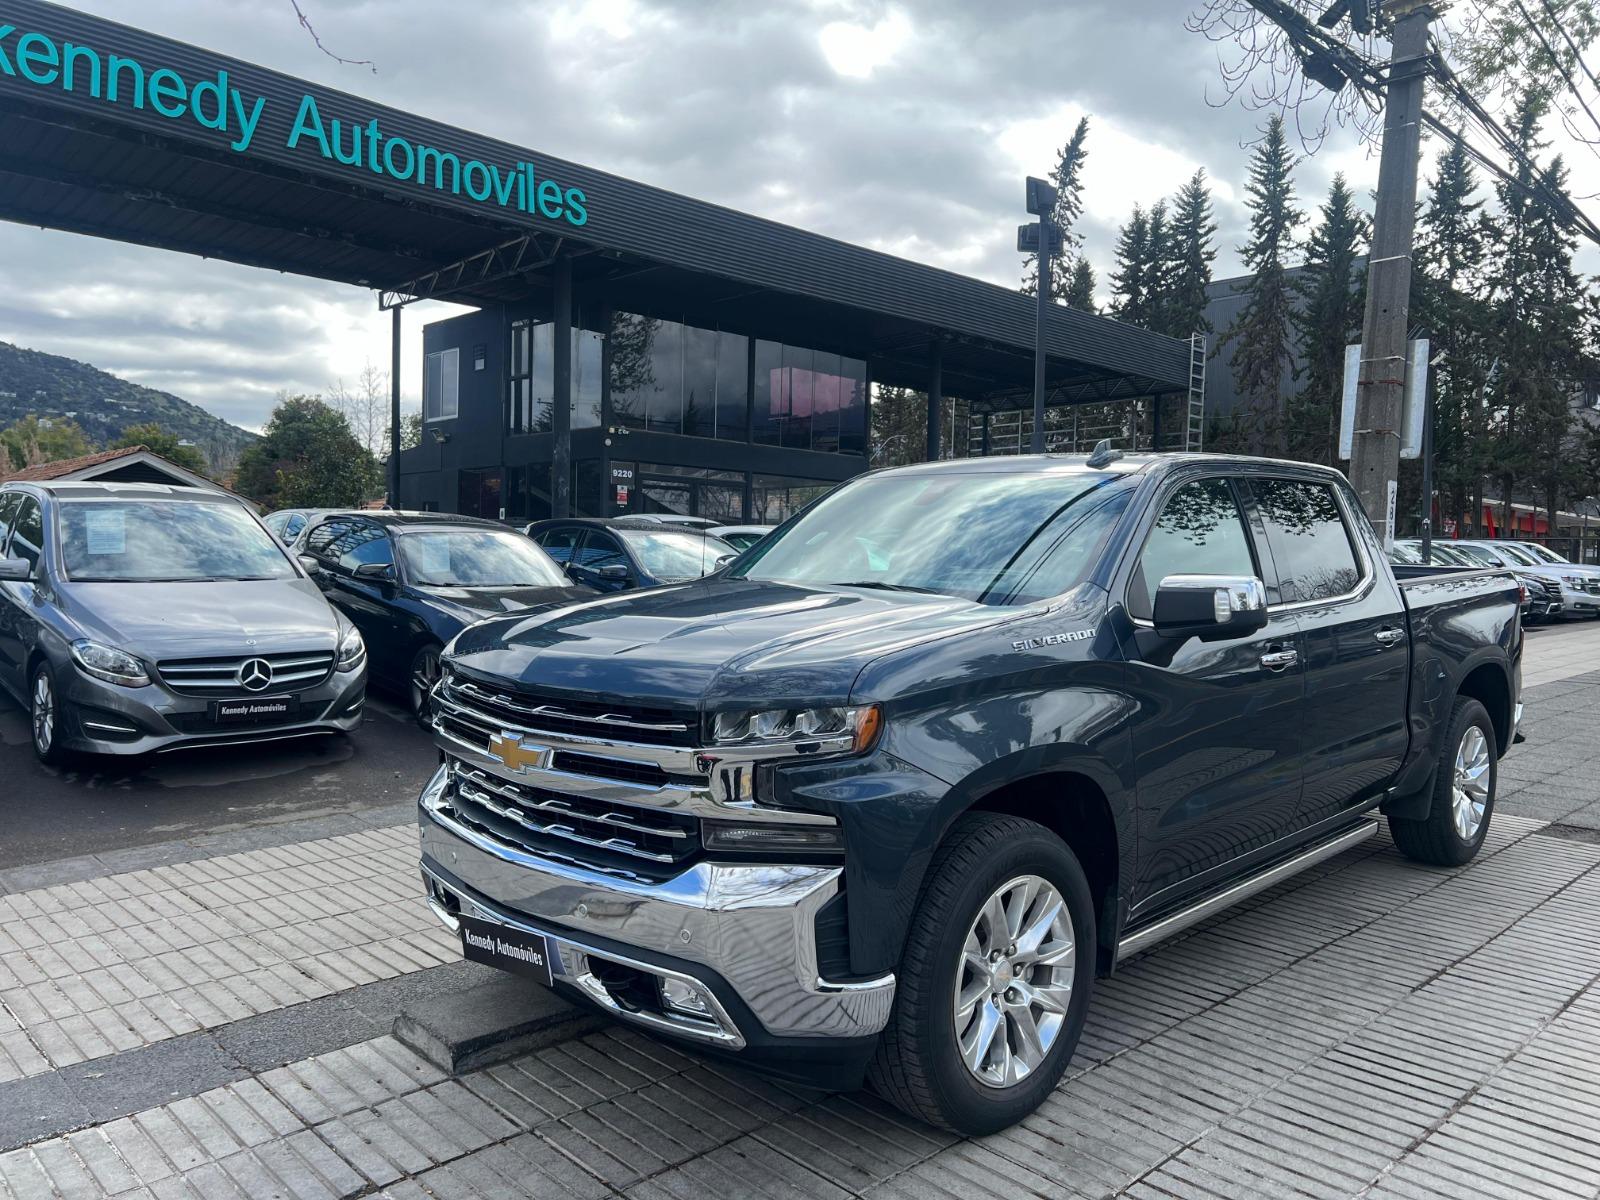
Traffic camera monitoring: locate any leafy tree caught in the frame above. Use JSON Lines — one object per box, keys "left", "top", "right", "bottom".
{"left": 1021, "top": 117, "right": 1090, "bottom": 301}
{"left": 399, "top": 411, "right": 422, "bottom": 452}
{"left": 1109, "top": 205, "right": 1151, "bottom": 323}
{"left": 1216, "top": 114, "right": 1303, "bottom": 454}
{"left": 234, "top": 395, "right": 381, "bottom": 510}
{"left": 1, "top": 414, "right": 92, "bottom": 471}
{"left": 112, "top": 422, "right": 209, "bottom": 475}
{"left": 1064, "top": 257, "right": 1097, "bottom": 313}
{"left": 1288, "top": 173, "right": 1367, "bottom": 465}
{"left": 1160, "top": 169, "right": 1219, "bottom": 338}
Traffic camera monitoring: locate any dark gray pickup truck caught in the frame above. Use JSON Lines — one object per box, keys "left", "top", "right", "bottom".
{"left": 416, "top": 452, "right": 1521, "bottom": 1134}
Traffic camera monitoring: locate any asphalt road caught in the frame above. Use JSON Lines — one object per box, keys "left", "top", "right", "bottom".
{"left": 0, "top": 686, "right": 440, "bottom": 870}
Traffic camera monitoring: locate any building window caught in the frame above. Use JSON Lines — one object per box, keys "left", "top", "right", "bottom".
{"left": 751, "top": 474, "right": 837, "bottom": 524}
{"left": 424, "top": 347, "right": 459, "bottom": 421}
{"left": 753, "top": 342, "right": 866, "bottom": 453}
{"left": 608, "top": 314, "right": 748, "bottom": 442}
{"left": 509, "top": 320, "right": 601, "bottom": 434}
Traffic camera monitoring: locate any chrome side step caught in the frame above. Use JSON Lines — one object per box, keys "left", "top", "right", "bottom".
{"left": 1116, "top": 820, "right": 1378, "bottom": 963}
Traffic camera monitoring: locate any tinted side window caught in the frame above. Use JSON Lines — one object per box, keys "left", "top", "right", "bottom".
{"left": 1130, "top": 479, "right": 1255, "bottom": 621}
{"left": 579, "top": 533, "right": 629, "bottom": 572}
{"left": 305, "top": 518, "right": 354, "bottom": 559}
{"left": 335, "top": 526, "right": 394, "bottom": 574}
{"left": 8, "top": 498, "right": 44, "bottom": 571}
{"left": 1253, "top": 479, "right": 1362, "bottom": 603}
{"left": 536, "top": 529, "right": 580, "bottom": 564}
{"left": 284, "top": 514, "right": 307, "bottom": 540}
{"left": 0, "top": 493, "right": 19, "bottom": 551}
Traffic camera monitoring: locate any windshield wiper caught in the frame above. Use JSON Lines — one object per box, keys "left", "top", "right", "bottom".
{"left": 832, "top": 580, "right": 945, "bottom": 595}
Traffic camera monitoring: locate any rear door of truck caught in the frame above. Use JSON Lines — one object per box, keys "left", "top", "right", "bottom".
{"left": 1243, "top": 475, "right": 1411, "bottom": 825}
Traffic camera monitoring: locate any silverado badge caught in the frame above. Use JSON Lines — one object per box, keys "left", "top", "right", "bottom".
{"left": 486, "top": 732, "right": 552, "bottom": 774}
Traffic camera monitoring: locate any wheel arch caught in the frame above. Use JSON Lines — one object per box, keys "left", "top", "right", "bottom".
{"left": 959, "top": 767, "right": 1126, "bottom": 975}
{"left": 1456, "top": 660, "right": 1513, "bottom": 757}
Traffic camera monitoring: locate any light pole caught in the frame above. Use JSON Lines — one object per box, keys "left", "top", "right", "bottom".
{"left": 1018, "top": 177, "right": 1061, "bottom": 453}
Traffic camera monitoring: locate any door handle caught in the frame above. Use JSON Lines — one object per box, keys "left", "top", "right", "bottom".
{"left": 1259, "top": 649, "right": 1299, "bottom": 671}
{"left": 1374, "top": 627, "right": 1405, "bottom": 646}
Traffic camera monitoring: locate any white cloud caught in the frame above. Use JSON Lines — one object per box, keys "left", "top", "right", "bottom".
{"left": 818, "top": 9, "right": 911, "bottom": 79}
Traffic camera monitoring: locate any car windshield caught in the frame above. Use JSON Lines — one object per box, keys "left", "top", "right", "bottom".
{"left": 1394, "top": 542, "right": 1470, "bottom": 566}
{"left": 58, "top": 500, "right": 296, "bottom": 582}
{"left": 616, "top": 529, "right": 737, "bottom": 580}
{"left": 1522, "top": 543, "right": 1567, "bottom": 564}
{"left": 398, "top": 529, "right": 568, "bottom": 587}
{"left": 1489, "top": 542, "right": 1542, "bottom": 566}
{"left": 1454, "top": 544, "right": 1503, "bottom": 566}
{"left": 731, "top": 469, "right": 1133, "bottom": 604}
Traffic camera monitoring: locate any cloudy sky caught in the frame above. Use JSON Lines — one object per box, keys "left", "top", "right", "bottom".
{"left": 0, "top": 0, "right": 1576, "bottom": 432}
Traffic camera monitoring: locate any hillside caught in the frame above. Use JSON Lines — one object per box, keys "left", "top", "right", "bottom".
{"left": 0, "top": 342, "right": 256, "bottom": 473}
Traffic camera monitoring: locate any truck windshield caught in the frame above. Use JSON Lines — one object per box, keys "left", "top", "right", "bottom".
{"left": 1521, "top": 543, "right": 1568, "bottom": 564}
{"left": 731, "top": 470, "right": 1131, "bottom": 604}
{"left": 58, "top": 500, "right": 296, "bottom": 582}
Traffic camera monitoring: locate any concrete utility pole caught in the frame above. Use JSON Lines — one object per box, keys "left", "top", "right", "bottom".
{"left": 1349, "top": 0, "right": 1434, "bottom": 546}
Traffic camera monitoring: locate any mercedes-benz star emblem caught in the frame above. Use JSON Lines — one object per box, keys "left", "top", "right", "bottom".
{"left": 238, "top": 658, "right": 273, "bottom": 692}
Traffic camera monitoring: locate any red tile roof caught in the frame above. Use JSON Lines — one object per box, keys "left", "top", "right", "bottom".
{"left": 1, "top": 445, "right": 153, "bottom": 481}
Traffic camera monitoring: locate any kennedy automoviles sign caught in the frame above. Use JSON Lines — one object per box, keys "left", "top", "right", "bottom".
{"left": 0, "top": 23, "right": 590, "bottom": 228}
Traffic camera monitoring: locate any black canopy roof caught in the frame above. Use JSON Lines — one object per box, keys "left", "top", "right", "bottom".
{"left": 0, "top": 0, "right": 1191, "bottom": 407}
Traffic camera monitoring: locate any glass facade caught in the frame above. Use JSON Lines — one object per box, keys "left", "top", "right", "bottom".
{"left": 609, "top": 315, "right": 749, "bottom": 440}
{"left": 508, "top": 319, "right": 602, "bottom": 435}
{"left": 754, "top": 342, "right": 865, "bottom": 454}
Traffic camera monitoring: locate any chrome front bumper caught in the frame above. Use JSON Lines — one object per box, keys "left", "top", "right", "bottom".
{"left": 417, "top": 764, "right": 895, "bottom": 1047}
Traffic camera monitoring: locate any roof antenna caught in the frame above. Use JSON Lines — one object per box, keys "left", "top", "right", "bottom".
{"left": 1086, "top": 439, "right": 1123, "bottom": 469}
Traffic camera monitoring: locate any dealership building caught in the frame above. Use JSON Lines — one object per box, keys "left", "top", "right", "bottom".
{"left": 0, "top": 0, "right": 1194, "bottom": 524}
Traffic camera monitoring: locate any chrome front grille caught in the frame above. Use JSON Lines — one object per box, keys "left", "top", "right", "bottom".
{"left": 1586, "top": 579, "right": 1600, "bottom": 595}
{"left": 158, "top": 650, "right": 335, "bottom": 696}
{"left": 444, "top": 678, "right": 696, "bottom": 747}
{"left": 442, "top": 757, "right": 698, "bottom": 879}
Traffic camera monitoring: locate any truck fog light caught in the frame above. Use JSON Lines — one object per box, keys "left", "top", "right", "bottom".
{"left": 660, "top": 976, "right": 713, "bottom": 1018}
{"left": 701, "top": 821, "right": 844, "bottom": 853}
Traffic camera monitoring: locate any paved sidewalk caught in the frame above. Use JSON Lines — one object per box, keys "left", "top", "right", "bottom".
{"left": 0, "top": 651, "right": 1597, "bottom": 1197}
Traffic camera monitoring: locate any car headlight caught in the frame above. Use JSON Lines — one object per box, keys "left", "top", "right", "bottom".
{"left": 335, "top": 625, "right": 366, "bottom": 672}
{"left": 70, "top": 640, "right": 150, "bottom": 688}
{"left": 711, "top": 704, "right": 881, "bottom": 754}
{"left": 1563, "top": 575, "right": 1587, "bottom": 588}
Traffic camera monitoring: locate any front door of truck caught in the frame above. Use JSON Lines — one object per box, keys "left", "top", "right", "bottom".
{"left": 1121, "top": 475, "right": 1308, "bottom": 915}
{"left": 1246, "top": 476, "right": 1410, "bottom": 824}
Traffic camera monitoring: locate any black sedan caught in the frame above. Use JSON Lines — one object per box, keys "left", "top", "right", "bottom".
{"left": 301, "top": 512, "right": 594, "bottom": 717}
{"left": 525, "top": 517, "right": 738, "bottom": 592}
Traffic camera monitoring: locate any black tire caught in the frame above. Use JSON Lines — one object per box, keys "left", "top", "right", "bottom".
{"left": 408, "top": 643, "right": 443, "bottom": 728}
{"left": 867, "top": 813, "right": 1096, "bottom": 1135}
{"left": 29, "top": 661, "right": 69, "bottom": 767}
{"left": 1388, "top": 696, "right": 1496, "bottom": 867}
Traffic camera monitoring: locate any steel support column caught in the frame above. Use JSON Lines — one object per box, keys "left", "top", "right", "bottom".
{"left": 389, "top": 306, "right": 401, "bottom": 506}
{"left": 552, "top": 257, "right": 573, "bottom": 519}
{"left": 926, "top": 341, "right": 943, "bottom": 462}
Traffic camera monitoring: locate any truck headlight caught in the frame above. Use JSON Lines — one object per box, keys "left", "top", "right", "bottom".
{"left": 701, "top": 821, "right": 844, "bottom": 854}
{"left": 70, "top": 640, "right": 150, "bottom": 688}
{"left": 711, "top": 704, "right": 881, "bottom": 753}
{"left": 335, "top": 625, "right": 366, "bottom": 672}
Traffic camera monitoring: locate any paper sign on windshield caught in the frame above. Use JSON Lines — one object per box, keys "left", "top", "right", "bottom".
{"left": 85, "top": 510, "right": 127, "bottom": 556}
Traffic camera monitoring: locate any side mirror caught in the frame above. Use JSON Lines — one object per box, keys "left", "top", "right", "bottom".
{"left": 1152, "top": 575, "right": 1268, "bottom": 641}
{"left": 298, "top": 555, "right": 322, "bottom": 576}
{"left": 353, "top": 561, "right": 395, "bottom": 581}
{"left": 0, "top": 557, "right": 31, "bottom": 582}
{"left": 596, "top": 563, "right": 630, "bottom": 581}
{"left": 713, "top": 553, "right": 737, "bottom": 570}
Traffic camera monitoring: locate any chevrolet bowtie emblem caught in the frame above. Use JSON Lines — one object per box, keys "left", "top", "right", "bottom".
{"left": 486, "top": 733, "right": 551, "bottom": 774}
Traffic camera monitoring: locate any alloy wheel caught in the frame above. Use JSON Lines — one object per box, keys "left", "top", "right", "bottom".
{"left": 32, "top": 671, "right": 54, "bottom": 755}
{"left": 1452, "top": 725, "right": 1491, "bottom": 840}
{"left": 952, "top": 873, "right": 1076, "bottom": 1089}
{"left": 411, "top": 648, "right": 442, "bottom": 717}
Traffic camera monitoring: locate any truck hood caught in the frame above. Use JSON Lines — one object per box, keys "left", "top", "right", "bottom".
{"left": 64, "top": 578, "right": 342, "bottom": 658}
{"left": 448, "top": 578, "right": 1026, "bottom": 707}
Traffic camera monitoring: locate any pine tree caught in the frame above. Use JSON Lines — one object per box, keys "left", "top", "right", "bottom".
{"left": 1141, "top": 201, "right": 1174, "bottom": 322}
{"left": 1289, "top": 173, "right": 1367, "bottom": 466}
{"left": 1064, "top": 257, "right": 1097, "bottom": 313}
{"left": 1109, "top": 205, "right": 1150, "bottom": 323}
{"left": 1217, "top": 114, "right": 1303, "bottom": 454}
{"left": 1161, "top": 169, "right": 1219, "bottom": 338}
{"left": 1416, "top": 134, "right": 1494, "bottom": 536}
{"left": 1021, "top": 117, "right": 1090, "bottom": 302}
